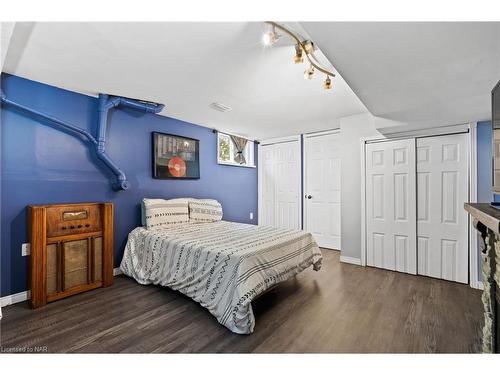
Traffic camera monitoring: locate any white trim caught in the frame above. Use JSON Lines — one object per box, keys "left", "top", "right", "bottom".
{"left": 258, "top": 143, "right": 263, "bottom": 226}
{"left": 0, "top": 290, "right": 30, "bottom": 308}
{"left": 377, "top": 123, "right": 470, "bottom": 139}
{"left": 301, "top": 134, "right": 305, "bottom": 230}
{"left": 217, "top": 160, "right": 256, "bottom": 168}
{"left": 214, "top": 129, "right": 257, "bottom": 143}
{"left": 258, "top": 135, "right": 301, "bottom": 146}
{"left": 340, "top": 256, "right": 362, "bottom": 265}
{"left": 475, "top": 281, "right": 484, "bottom": 290}
{"left": 0, "top": 267, "right": 123, "bottom": 308}
{"left": 360, "top": 136, "right": 369, "bottom": 266}
{"left": 469, "top": 122, "right": 479, "bottom": 290}
{"left": 303, "top": 128, "right": 340, "bottom": 138}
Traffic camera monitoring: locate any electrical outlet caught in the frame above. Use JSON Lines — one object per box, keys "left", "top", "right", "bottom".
{"left": 22, "top": 243, "right": 30, "bottom": 256}
{"left": 249, "top": 212, "right": 254, "bottom": 220}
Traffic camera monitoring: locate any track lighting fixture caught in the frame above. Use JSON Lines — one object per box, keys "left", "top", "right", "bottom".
{"left": 304, "top": 65, "right": 314, "bottom": 80}
{"left": 263, "top": 21, "right": 335, "bottom": 91}
{"left": 324, "top": 76, "right": 332, "bottom": 90}
{"left": 294, "top": 44, "right": 303, "bottom": 64}
{"left": 302, "top": 40, "right": 315, "bottom": 54}
{"left": 262, "top": 25, "right": 279, "bottom": 46}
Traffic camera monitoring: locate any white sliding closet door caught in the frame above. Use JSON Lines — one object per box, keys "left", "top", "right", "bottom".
{"left": 416, "top": 134, "right": 469, "bottom": 283}
{"left": 365, "top": 139, "right": 417, "bottom": 274}
{"left": 259, "top": 145, "right": 276, "bottom": 227}
{"left": 304, "top": 132, "right": 341, "bottom": 249}
{"left": 274, "top": 141, "right": 301, "bottom": 229}
{"left": 258, "top": 138, "right": 301, "bottom": 230}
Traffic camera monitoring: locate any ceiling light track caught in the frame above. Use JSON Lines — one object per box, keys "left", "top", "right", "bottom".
{"left": 264, "top": 21, "right": 335, "bottom": 90}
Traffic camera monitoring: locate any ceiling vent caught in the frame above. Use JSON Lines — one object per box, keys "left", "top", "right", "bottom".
{"left": 209, "top": 102, "right": 232, "bottom": 113}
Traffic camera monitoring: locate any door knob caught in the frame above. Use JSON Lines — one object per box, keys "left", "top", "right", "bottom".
{"left": 306, "top": 195, "right": 312, "bottom": 199}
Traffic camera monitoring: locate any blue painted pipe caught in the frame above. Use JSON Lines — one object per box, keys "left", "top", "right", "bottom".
{"left": 0, "top": 90, "right": 98, "bottom": 145}
{"left": 96, "top": 94, "right": 164, "bottom": 190}
{"left": 0, "top": 89, "right": 165, "bottom": 191}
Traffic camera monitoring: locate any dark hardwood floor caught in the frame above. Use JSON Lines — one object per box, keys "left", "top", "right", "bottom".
{"left": 0, "top": 250, "right": 483, "bottom": 353}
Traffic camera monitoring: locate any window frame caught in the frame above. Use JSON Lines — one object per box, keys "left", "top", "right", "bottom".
{"left": 217, "top": 132, "right": 255, "bottom": 168}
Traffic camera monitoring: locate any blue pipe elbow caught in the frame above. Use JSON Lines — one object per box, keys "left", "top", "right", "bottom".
{"left": 1, "top": 90, "right": 163, "bottom": 191}
{"left": 119, "top": 97, "right": 164, "bottom": 113}
{"left": 96, "top": 93, "right": 164, "bottom": 190}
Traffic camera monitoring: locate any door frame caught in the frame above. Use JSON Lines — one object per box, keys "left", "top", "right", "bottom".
{"left": 258, "top": 135, "right": 302, "bottom": 228}
{"left": 469, "top": 122, "right": 480, "bottom": 289}
{"left": 359, "top": 123, "right": 479, "bottom": 289}
{"left": 302, "top": 129, "right": 341, "bottom": 241}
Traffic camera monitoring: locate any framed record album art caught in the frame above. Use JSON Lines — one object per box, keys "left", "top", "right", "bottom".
{"left": 152, "top": 132, "right": 200, "bottom": 179}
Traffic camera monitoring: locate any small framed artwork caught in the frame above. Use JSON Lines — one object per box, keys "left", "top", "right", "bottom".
{"left": 152, "top": 132, "right": 200, "bottom": 179}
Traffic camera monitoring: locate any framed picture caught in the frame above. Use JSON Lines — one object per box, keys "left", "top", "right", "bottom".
{"left": 152, "top": 132, "right": 200, "bottom": 179}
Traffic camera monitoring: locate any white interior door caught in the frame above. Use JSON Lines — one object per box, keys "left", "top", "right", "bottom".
{"left": 304, "top": 132, "right": 341, "bottom": 249}
{"left": 258, "top": 138, "right": 301, "bottom": 230}
{"left": 365, "top": 139, "right": 417, "bottom": 274}
{"left": 416, "top": 133, "right": 469, "bottom": 283}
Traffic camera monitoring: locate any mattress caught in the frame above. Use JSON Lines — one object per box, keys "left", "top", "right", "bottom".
{"left": 120, "top": 220, "right": 322, "bottom": 334}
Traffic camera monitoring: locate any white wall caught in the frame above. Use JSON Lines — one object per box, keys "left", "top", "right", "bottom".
{"left": 339, "top": 113, "right": 381, "bottom": 260}
{"left": 1, "top": 23, "right": 15, "bottom": 72}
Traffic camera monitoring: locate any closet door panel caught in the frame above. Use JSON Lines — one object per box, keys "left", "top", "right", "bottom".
{"left": 258, "top": 140, "right": 301, "bottom": 230}
{"left": 274, "top": 141, "right": 301, "bottom": 230}
{"left": 416, "top": 134, "right": 468, "bottom": 283}
{"left": 365, "top": 139, "right": 417, "bottom": 274}
{"left": 259, "top": 145, "right": 276, "bottom": 227}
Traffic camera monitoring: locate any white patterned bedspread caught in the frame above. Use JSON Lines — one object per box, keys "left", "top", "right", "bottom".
{"left": 120, "top": 221, "right": 322, "bottom": 334}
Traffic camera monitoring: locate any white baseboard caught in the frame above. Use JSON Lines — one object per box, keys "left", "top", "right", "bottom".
{"left": 113, "top": 267, "right": 123, "bottom": 276}
{"left": 340, "top": 256, "right": 362, "bottom": 266}
{"left": 0, "top": 267, "right": 122, "bottom": 308}
{"left": 473, "top": 281, "right": 484, "bottom": 290}
{"left": 0, "top": 290, "right": 30, "bottom": 308}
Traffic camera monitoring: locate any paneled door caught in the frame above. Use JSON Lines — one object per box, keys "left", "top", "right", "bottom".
{"left": 259, "top": 144, "right": 276, "bottom": 227}
{"left": 258, "top": 138, "right": 301, "bottom": 230}
{"left": 416, "top": 134, "right": 469, "bottom": 283}
{"left": 274, "top": 141, "right": 301, "bottom": 229}
{"left": 365, "top": 139, "right": 417, "bottom": 274}
{"left": 304, "top": 131, "right": 341, "bottom": 249}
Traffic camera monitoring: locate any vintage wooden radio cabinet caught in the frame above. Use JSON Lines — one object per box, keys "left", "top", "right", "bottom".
{"left": 28, "top": 202, "right": 114, "bottom": 308}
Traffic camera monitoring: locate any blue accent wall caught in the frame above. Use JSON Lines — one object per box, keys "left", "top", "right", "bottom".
{"left": 477, "top": 121, "right": 493, "bottom": 203}
{"left": 0, "top": 73, "right": 258, "bottom": 297}
{"left": 476, "top": 121, "right": 493, "bottom": 280}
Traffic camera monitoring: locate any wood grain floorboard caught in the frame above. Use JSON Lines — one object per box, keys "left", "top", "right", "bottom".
{"left": 0, "top": 250, "right": 483, "bottom": 353}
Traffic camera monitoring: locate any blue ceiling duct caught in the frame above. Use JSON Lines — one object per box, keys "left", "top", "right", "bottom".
{"left": 0, "top": 90, "right": 164, "bottom": 190}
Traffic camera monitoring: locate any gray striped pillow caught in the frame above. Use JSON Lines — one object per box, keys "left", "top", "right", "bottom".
{"left": 143, "top": 198, "right": 189, "bottom": 229}
{"left": 189, "top": 199, "right": 223, "bottom": 222}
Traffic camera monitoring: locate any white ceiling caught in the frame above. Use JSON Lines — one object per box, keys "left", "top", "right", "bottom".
{"left": 1, "top": 22, "right": 367, "bottom": 139}
{"left": 302, "top": 22, "right": 500, "bottom": 130}
{"left": 4, "top": 22, "right": 499, "bottom": 138}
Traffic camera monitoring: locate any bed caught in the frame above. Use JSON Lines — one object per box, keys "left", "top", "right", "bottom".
{"left": 120, "top": 220, "right": 322, "bottom": 334}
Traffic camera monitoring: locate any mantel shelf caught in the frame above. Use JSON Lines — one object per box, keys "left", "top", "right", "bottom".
{"left": 464, "top": 203, "right": 500, "bottom": 235}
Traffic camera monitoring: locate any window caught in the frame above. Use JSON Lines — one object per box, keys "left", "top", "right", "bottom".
{"left": 217, "top": 132, "right": 255, "bottom": 168}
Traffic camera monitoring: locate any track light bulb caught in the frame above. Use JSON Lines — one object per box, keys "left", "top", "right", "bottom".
{"left": 294, "top": 44, "right": 303, "bottom": 64}
{"left": 324, "top": 76, "right": 332, "bottom": 90}
{"left": 304, "top": 65, "right": 314, "bottom": 80}
{"left": 302, "top": 40, "right": 315, "bottom": 54}
{"left": 263, "top": 26, "right": 278, "bottom": 46}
